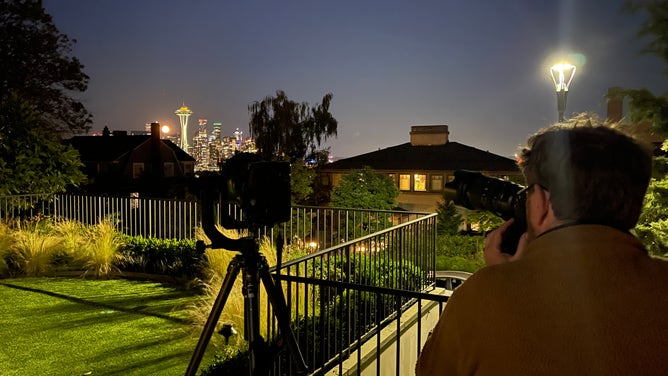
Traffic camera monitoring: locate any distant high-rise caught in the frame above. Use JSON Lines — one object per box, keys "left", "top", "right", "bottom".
{"left": 174, "top": 105, "right": 193, "bottom": 152}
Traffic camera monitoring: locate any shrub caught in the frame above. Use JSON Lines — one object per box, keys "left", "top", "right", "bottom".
{"left": 0, "top": 222, "right": 15, "bottom": 276}
{"left": 199, "top": 346, "right": 250, "bottom": 375}
{"left": 51, "top": 220, "right": 89, "bottom": 270}
{"left": 83, "top": 220, "right": 125, "bottom": 277}
{"left": 118, "top": 235, "right": 202, "bottom": 278}
{"left": 10, "top": 221, "right": 62, "bottom": 276}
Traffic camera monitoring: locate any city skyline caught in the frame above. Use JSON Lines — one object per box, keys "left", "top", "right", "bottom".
{"left": 44, "top": 0, "right": 668, "bottom": 159}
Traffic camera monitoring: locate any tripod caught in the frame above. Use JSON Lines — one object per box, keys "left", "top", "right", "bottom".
{"left": 185, "top": 192, "right": 308, "bottom": 376}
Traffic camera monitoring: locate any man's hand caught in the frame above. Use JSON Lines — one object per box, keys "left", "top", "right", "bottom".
{"left": 484, "top": 219, "right": 529, "bottom": 266}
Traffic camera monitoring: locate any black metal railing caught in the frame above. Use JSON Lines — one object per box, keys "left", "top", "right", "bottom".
{"left": 266, "top": 213, "right": 447, "bottom": 375}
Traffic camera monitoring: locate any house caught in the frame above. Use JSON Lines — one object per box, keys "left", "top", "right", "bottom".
{"left": 64, "top": 122, "right": 196, "bottom": 197}
{"left": 318, "top": 125, "right": 522, "bottom": 212}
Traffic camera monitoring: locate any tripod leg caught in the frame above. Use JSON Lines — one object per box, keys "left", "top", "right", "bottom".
{"left": 185, "top": 255, "right": 243, "bottom": 376}
{"left": 258, "top": 260, "right": 309, "bottom": 374}
{"left": 242, "top": 253, "right": 269, "bottom": 376}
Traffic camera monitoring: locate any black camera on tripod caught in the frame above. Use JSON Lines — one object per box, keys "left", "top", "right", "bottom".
{"left": 443, "top": 170, "right": 527, "bottom": 254}
{"left": 197, "top": 152, "right": 291, "bottom": 230}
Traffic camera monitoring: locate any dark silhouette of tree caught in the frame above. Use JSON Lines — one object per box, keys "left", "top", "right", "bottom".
{"left": 248, "top": 91, "right": 337, "bottom": 161}
{"left": 0, "top": 0, "right": 91, "bottom": 135}
{"left": 617, "top": 1, "right": 668, "bottom": 133}
{"left": 0, "top": 93, "right": 86, "bottom": 195}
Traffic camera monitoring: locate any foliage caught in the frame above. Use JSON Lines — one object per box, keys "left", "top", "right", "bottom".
{"left": 248, "top": 90, "right": 337, "bottom": 161}
{"left": 330, "top": 166, "right": 400, "bottom": 210}
{"left": 635, "top": 172, "right": 668, "bottom": 255}
{"left": 7, "top": 221, "right": 62, "bottom": 276}
{"left": 465, "top": 210, "right": 505, "bottom": 234}
{"left": 613, "top": 87, "right": 668, "bottom": 134}
{"left": 0, "top": 218, "right": 207, "bottom": 279}
{"left": 200, "top": 347, "right": 250, "bottom": 375}
{"left": 625, "top": 0, "right": 668, "bottom": 75}
{"left": 290, "top": 160, "right": 315, "bottom": 205}
{"left": 118, "top": 235, "right": 202, "bottom": 279}
{"left": 83, "top": 220, "right": 125, "bottom": 276}
{"left": 436, "top": 199, "right": 462, "bottom": 235}
{"left": 434, "top": 233, "right": 486, "bottom": 272}
{"left": 0, "top": 94, "right": 86, "bottom": 195}
{"left": 0, "top": 0, "right": 91, "bottom": 135}
{"left": 620, "top": 3, "right": 668, "bottom": 255}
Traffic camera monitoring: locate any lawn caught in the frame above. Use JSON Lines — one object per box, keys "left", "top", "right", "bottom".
{"left": 0, "top": 277, "right": 215, "bottom": 376}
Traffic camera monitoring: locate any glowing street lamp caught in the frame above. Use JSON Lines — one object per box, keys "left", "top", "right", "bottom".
{"left": 550, "top": 63, "right": 576, "bottom": 122}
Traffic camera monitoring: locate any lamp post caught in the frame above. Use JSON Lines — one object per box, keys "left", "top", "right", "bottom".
{"left": 550, "top": 63, "right": 576, "bottom": 122}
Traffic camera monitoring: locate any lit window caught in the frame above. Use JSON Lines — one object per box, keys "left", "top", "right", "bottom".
{"left": 414, "top": 174, "right": 427, "bottom": 192}
{"left": 399, "top": 174, "right": 411, "bottom": 191}
{"left": 431, "top": 175, "right": 444, "bottom": 191}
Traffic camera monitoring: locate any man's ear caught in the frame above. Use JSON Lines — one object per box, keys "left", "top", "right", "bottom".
{"left": 533, "top": 186, "right": 557, "bottom": 233}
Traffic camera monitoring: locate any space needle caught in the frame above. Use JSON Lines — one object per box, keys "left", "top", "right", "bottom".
{"left": 174, "top": 105, "right": 193, "bottom": 151}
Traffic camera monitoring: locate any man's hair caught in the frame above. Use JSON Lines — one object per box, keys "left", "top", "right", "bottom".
{"left": 518, "top": 118, "right": 652, "bottom": 230}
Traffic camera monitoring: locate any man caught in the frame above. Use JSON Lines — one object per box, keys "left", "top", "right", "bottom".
{"left": 416, "top": 120, "right": 668, "bottom": 375}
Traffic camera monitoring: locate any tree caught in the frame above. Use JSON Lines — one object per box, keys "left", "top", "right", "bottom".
{"left": 617, "top": 1, "right": 668, "bottom": 133}
{"left": 620, "top": 1, "right": 668, "bottom": 256}
{"left": 0, "top": 93, "right": 86, "bottom": 195}
{"left": 290, "top": 161, "right": 314, "bottom": 205}
{"left": 435, "top": 200, "right": 462, "bottom": 236}
{"left": 330, "top": 166, "right": 399, "bottom": 210}
{"left": 0, "top": 0, "right": 91, "bottom": 135}
{"left": 248, "top": 91, "right": 337, "bottom": 162}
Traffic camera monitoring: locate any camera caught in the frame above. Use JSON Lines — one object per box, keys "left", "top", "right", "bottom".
{"left": 197, "top": 152, "right": 291, "bottom": 229}
{"left": 443, "top": 170, "right": 527, "bottom": 254}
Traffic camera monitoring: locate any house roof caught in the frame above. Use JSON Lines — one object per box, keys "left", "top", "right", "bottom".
{"left": 322, "top": 141, "right": 519, "bottom": 172}
{"left": 64, "top": 135, "right": 195, "bottom": 162}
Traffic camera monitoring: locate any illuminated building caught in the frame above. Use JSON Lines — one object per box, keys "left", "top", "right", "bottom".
{"left": 192, "top": 119, "right": 209, "bottom": 171}
{"left": 174, "top": 105, "right": 193, "bottom": 152}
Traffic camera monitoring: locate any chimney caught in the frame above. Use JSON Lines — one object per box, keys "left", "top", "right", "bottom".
{"left": 150, "top": 122, "right": 161, "bottom": 141}
{"left": 606, "top": 87, "right": 624, "bottom": 123}
{"left": 410, "top": 125, "right": 449, "bottom": 146}
{"left": 150, "top": 122, "right": 162, "bottom": 177}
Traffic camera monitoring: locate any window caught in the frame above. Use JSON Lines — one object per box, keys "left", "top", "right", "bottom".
{"left": 399, "top": 174, "right": 411, "bottom": 191}
{"left": 164, "top": 162, "right": 174, "bottom": 177}
{"left": 183, "top": 162, "right": 195, "bottom": 176}
{"left": 414, "top": 174, "right": 427, "bottom": 192}
{"left": 431, "top": 175, "right": 444, "bottom": 191}
{"left": 388, "top": 173, "right": 396, "bottom": 186}
{"left": 132, "top": 163, "right": 144, "bottom": 179}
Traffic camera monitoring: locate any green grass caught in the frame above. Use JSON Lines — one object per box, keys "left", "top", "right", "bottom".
{"left": 0, "top": 277, "right": 215, "bottom": 376}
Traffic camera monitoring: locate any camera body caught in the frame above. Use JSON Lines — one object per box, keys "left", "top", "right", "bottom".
{"left": 199, "top": 152, "right": 291, "bottom": 229}
{"left": 444, "top": 170, "right": 526, "bottom": 254}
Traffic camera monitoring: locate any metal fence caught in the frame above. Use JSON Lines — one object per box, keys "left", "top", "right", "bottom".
{"left": 0, "top": 194, "right": 429, "bottom": 246}
{"left": 266, "top": 213, "right": 443, "bottom": 375}
{"left": 52, "top": 194, "right": 200, "bottom": 239}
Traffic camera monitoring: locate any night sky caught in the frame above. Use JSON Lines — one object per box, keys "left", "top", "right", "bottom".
{"left": 44, "top": 0, "right": 668, "bottom": 159}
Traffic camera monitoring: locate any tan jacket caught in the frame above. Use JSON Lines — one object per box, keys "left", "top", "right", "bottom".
{"left": 416, "top": 225, "right": 668, "bottom": 375}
